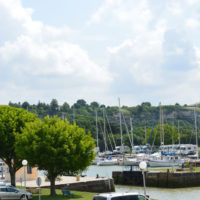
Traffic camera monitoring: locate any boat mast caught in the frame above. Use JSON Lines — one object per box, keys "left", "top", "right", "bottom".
{"left": 145, "top": 124, "right": 147, "bottom": 145}
{"left": 178, "top": 120, "right": 180, "bottom": 146}
{"left": 102, "top": 107, "right": 108, "bottom": 152}
{"left": 130, "top": 117, "right": 134, "bottom": 149}
{"left": 194, "top": 105, "right": 199, "bottom": 159}
{"left": 95, "top": 110, "right": 99, "bottom": 151}
{"left": 159, "top": 102, "right": 163, "bottom": 146}
{"left": 162, "top": 108, "right": 164, "bottom": 145}
{"left": 118, "top": 98, "right": 123, "bottom": 149}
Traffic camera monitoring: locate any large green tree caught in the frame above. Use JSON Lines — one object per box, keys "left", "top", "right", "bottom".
{"left": 0, "top": 106, "right": 37, "bottom": 186}
{"left": 16, "top": 116, "right": 96, "bottom": 196}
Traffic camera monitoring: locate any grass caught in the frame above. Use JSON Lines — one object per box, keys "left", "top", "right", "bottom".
{"left": 32, "top": 188, "right": 97, "bottom": 200}
{"left": 147, "top": 166, "right": 200, "bottom": 173}
{"left": 31, "top": 188, "right": 157, "bottom": 200}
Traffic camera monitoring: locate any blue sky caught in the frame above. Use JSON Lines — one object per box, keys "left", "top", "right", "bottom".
{"left": 0, "top": 0, "right": 200, "bottom": 106}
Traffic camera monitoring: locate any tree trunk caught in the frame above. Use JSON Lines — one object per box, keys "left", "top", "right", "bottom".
{"left": 50, "top": 176, "right": 56, "bottom": 196}
{"left": 9, "top": 168, "right": 16, "bottom": 186}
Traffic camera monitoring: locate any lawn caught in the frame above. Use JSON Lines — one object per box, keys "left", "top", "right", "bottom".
{"left": 31, "top": 188, "right": 157, "bottom": 200}
{"left": 32, "top": 189, "right": 97, "bottom": 200}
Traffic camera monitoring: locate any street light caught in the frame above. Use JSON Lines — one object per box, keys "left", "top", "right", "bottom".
{"left": 139, "top": 161, "right": 147, "bottom": 199}
{"left": 22, "top": 160, "right": 28, "bottom": 191}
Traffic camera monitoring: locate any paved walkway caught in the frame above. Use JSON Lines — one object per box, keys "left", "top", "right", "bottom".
{"left": 16, "top": 176, "right": 107, "bottom": 188}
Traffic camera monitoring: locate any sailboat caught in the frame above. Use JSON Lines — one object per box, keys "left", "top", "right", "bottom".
{"left": 188, "top": 105, "right": 200, "bottom": 167}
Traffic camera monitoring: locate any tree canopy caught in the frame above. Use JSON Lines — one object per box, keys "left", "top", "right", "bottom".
{"left": 0, "top": 106, "right": 37, "bottom": 186}
{"left": 16, "top": 116, "right": 96, "bottom": 196}
{"left": 9, "top": 99, "right": 200, "bottom": 151}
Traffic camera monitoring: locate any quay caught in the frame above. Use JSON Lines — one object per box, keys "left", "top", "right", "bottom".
{"left": 17, "top": 175, "right": 115, "bottom": 193}
{"left": 113, "top": 170, "right": 200, "bottom": 188}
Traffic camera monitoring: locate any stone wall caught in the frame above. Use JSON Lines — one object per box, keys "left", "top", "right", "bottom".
{"left": 41, "top": 178, "right": 115, "bottom": 193}
{"left": 113, "top": 170, "right": 200, "bottom": 188}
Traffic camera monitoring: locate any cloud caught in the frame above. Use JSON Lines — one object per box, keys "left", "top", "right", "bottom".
{"left": 1, "top": 0, "right": 200, "bottom": 106}
{"left": 87, "top": 0, "right": 200, "bottom": 105}
{"left": 0, "top": 0, "right": 112, "bottom": 105}
{"left": 87, "top": 0, "right": 117, "bottom": 25}
{"left": 167, "top": 2, "right": 183, "bottom": 15}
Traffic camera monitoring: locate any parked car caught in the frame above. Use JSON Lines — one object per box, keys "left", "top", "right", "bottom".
{"left": 0, "top": 185, "right": 33, "bottom": 200}
{"left": 93, "top": 192, "right": 150, "bottom": 200}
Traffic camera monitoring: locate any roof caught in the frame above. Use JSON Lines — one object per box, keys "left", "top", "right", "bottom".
{"left": 94, "top": 192, "right": 140, "bottom": 198}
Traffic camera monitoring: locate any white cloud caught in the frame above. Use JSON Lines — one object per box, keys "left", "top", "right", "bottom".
{"left": 167, "top": 2, "right": 183, "bottom": 15}
{"left": 0, "top": 0, "right": 113, "bottom": 105}
{"left": 1, "top": 0, "right": 200, "bottom": 106}
{"left": 186, "top": 18, "right": 200, "bottom": 29}
{"left": 87, "top": 0, "right": 117, "bottom": 25}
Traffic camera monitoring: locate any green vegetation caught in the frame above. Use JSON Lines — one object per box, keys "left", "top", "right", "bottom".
{"left": 147, "top": 167, "right": 200, "bottom": 172}
{"left": 9, "top": 99, "right": 200, "bottom": 151}
{"left": 31, "top": 188, "right": 156, "bottom": 200}
{"left": 0, "top": 106, "right": 37, "bottom": 186}
{"left": 32, "top": 189, "right": 96, "bottom": 200}
{"left": 16, "top": 116, "right": 96, "bottom": 196}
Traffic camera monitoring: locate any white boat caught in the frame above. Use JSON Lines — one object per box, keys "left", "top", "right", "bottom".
{"left": 96, "top": 157, "right": 118, "bottom": 166}
{"left": 148, "top": 155, "right": 183, "bottom": 167}
{"left": 118, "top": 157, "right": 137, "bottom": 166}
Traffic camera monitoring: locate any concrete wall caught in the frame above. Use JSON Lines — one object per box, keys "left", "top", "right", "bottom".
{"left": 113, "top": 170, "right": 200, "bottom": 188}
{"left": 41, "top": 178, "right": 115, "bottom": 193}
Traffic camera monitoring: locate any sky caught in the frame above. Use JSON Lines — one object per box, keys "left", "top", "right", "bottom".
{"left": 0, "top": 0, "right": 200, "bottom": 107}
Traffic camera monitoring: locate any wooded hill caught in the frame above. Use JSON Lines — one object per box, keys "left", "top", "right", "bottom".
{"left": 8, "top": 99, "right": 200, "bottom": 152}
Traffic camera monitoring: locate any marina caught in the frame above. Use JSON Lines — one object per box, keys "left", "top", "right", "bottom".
{"left": 84, "top": 165, "right": 200, "bottom": 200}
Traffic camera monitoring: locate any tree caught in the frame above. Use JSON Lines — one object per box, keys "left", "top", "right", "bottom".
{"left": 50, "top": 99, "right": 59, "bottom": 116}
{"left": 90, "top": 101, "right": 99, "bottom": 108}
{"left": 0, "top": 106, "right": 37, "bottom": 186}
{"left": 16, "top": 116, "right": 96, "bottom": 196}
{"left": 60, "top": 102, "right": 70, "bottom": 112}
{"left": 146, "top": 124, "right": 179, "bottom": 146}
{"left": 22, "top": 101, "right": 30, "bottom": 110}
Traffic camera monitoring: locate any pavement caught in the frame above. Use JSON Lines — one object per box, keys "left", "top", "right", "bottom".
{"left": 16, "top": 175, "right": 107, "bottom": 188}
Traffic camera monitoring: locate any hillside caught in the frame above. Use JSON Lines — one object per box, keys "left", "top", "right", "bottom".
{"left": 8, "top": 100, "right": 200, "bottom": 151}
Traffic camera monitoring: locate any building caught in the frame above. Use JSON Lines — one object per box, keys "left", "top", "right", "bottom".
{"left": 2, "top": 161, "right": 38, "bottom": 183}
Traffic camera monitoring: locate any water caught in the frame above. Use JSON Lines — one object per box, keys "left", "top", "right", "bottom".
{"left": 83, "top": 165, "right": 135, "bottom": 178}
{"left": 84, "top": 165, "right": 200, "bottom": 200}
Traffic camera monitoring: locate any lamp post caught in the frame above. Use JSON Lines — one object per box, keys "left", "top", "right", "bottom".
{"left": 139, "top": 161, "right": 147, "bottom": 199}
{"left": 22, "top": 160, "right": 28, "bottom": 191}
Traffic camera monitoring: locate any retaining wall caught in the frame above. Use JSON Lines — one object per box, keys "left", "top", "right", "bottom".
{"left": 113, "top": 170, "right": 200, "bottom": 188}
{"left": 41, "top": 178, "right": 115, "bottom": 193}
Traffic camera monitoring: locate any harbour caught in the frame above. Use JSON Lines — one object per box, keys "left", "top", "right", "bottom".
{"left": 84, "top": 165, "right": 200, "bottom": 200}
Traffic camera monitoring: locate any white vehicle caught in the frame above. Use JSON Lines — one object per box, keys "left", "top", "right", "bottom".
{"left": 179, "top": 144, "right": 197, "bottom": 155}
{"left": 159, "top": 144, "right": 198, "bottom": 155}
{"left": 0, "top": 185, "right": 33, "bottom": 200}
{"left": 148, "top": 155, "right": 183, "bottom": 167}
{"left": 132, "top": 146, "right": 142, "bottom": 154}
{"left": 113, "top": 146, "right": 130, "bottom": 154}
{"left": 93, "top": 192, "right": 149, "bottom": 200}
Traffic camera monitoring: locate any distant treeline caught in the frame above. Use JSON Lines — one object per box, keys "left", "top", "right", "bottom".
{"left": 8, "top": 99, "right": 200, "bottom": 151}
